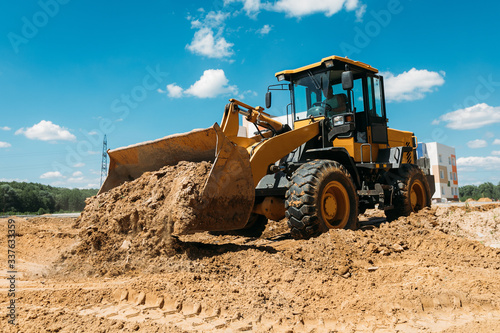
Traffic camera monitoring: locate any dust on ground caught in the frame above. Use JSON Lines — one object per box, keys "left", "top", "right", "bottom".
{"left": 1, "top": 177, "right": 500, "bottom": 332}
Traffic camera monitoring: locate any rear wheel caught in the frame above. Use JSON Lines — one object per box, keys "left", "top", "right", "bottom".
{"left": 285, "top": 160, "right": 358, "bottom": 239}
{"left": 385, "top": 165, "right": 431, "bottom": 221}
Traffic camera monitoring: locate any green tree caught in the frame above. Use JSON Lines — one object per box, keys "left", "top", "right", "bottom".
{"left": 0, "top": 184, "right": 21, "bottom": 212}
{"left": 478, "top": 182, "right": 495, "bottom": 199}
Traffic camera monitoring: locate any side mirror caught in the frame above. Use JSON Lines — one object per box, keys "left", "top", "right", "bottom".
{"left": 265, "top": 91, "right": 272, "bottom": 109}
{"left": 341, "top": 71, "right": 353, "bottom": 90}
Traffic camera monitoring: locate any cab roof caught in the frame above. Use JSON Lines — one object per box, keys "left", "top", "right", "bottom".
{"left": 275, "top": 56, "right": 378, "bottom": 81}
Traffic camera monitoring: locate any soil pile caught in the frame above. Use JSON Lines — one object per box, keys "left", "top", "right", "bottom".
{"left": 63, "top": 161, "right": 215, "bottom": 277}
{"left": 2, "top": 204, "right": 500, "bottom": 332}
{"left": 434, "top": 205, "right": 500, "bottom": 248}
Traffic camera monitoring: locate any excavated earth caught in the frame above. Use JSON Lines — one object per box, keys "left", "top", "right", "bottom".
{"left": 0, "top": 163, "right": 500, "bottom": 332}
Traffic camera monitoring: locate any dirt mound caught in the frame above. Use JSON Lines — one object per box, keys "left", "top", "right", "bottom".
{"left": 91, "top": 212, "right": 500, "bottom": 330}
{"left": 61, "top": 161, "right": 217, "bottom": 277}
{"left": 4, "top": 202, "right": 500, "bottom": 332}
{"left": 478, "top": 197, "right": 493, "bottom": 202}
{"left": 77, "top": 161, "right": 213, "bottom": 234}
{"left": 433, "top": 205, "right": 500, "bottom": 248}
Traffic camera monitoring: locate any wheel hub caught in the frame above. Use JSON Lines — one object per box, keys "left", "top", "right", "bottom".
{"left": 323, "top": 194, "right": 337, "bottom": 219}
{"left": 410, "top": 180, "right": 425, "bottom": 211}
{"left": 321, "top": 181, "right": 350, "bottom": 229}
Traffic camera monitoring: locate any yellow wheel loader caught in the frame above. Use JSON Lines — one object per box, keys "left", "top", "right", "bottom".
{"left": 99, "top": 56, "right": 433, "bottom": 239}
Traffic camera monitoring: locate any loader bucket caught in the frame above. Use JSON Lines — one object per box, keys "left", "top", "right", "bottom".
{"left": 99, "top": 123, "right": 255, "bottom": 234}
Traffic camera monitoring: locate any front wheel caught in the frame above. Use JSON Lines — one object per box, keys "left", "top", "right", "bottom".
{"left": 285, "top": 160, "right": 358, "bottom": 239}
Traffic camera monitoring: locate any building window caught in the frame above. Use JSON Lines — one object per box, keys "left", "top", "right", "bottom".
{"left": 450, "top": 171, "right": 452, "bottom": 179}
{"left": 439, "top": 154, "right": 442, "bottom": 163}
{"left": 453, "top": 173, "right": 457, "bottom": 181}
{"left": 452, "top": 157, "right": 456, "bottom": 166}
{"left": 440, "top": 170, "right": 444, "bottom": 179}
{"left": 442, "top": 186, "right": 445, "bottom": 195}
{"left": 448, "top": 157, "right": 451, "bottom": 165}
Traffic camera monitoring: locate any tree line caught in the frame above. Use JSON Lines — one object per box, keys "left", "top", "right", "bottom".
{"left": 459, "top": 182, "right": 500, "bottom": 201}
{"left": 0, "top": 181, "right": 98, "bottom": 215}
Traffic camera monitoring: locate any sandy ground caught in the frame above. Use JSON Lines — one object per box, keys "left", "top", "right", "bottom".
{"left": 1, "top": 204, "right": 500, "bottom": 332}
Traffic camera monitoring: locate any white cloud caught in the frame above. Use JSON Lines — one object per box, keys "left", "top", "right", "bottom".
{"left": 467, "top": 139, "right": 487, "bottom": 149}
{"left": 0, "top": 177, "right": 28, "bottom": 182}
{"left": 90, "top": 170, "right": 100, "bottom": 176}
{"left": 49, "top": 180, "right": 67, "bottom": 186}
{"left": 162, "top": 83, "right": 184, "bottom": 98}
{"left": 68, "top": 177, "right": 85, "bottom": 183}
{"left": 40, "top": 171, "right": 64, "bottom": 179}
{"left": 187, "top": 28, "right": 234, "bottom": 59}
{"left": 185, "top": 69, "right": 238, "bottom": 98}
{"left": 186, "top": 11, "right": 233, "bottom": 59}
{"left": 73, "top": 162, "right": 85, "bottom": 168}
{"left": 88, "top": 131, "right": 98, "bottom": 136}
{"left": 0, "top": 141, "right": 11, "bottom": 148}
{"left": 493, "top": 139, "right": 500, "bottom": 145}
{"left": 226, "top": 0, "right": 364, "bottom": 18}
{"left": 270, "top": 0, "right": 359, "bottom": 18}
{"left": 433, "top": 103, "right": 500, "bottom": 130}
{"left": 159, "top": 70, "right": 238, "bottom": 99}
{"left": 242, "top": 0, "right": 261, "bottom": 16}
{"left": 257, "top": 24, "right": 272, "bottom": 35}
{"left": 224, "top": 0, "right": 261, "bottom": 17}
{"left": 345, "top": 0, "right": 358, "bottom": 10}
{"left": 382, "top": 68, "right": 445, "bottom": 102}
{"left": 199, "top": 11, "right": 230, "bottom": 28}
{"left": 15, "top": 120, "right": 76, "bottom": 142}
{"left": 238, "top": 90, "right": 258, "bottom": 100}
{"left": 491, "top": 151, "right": 500, "bottom": 156}
{"left": 457, "top": 156, "right": 500, "bottom": 170}
{"left": 1, "top": 126, "right": 11, "bottom": 131}
{"left": 72, "top": 171, "right": 83, "bottom": 177}
{"left": 88, "top": 150, "right": 99, "bottom": 155}
{"left": 355, "top": 4, "right": 366, "bottom": 22}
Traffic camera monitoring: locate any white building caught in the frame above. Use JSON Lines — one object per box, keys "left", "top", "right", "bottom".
{"left": 417, "top": 142, "right": 459, "bottom": 202}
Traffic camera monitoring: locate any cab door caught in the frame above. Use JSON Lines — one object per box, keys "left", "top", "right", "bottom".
{"left": 367, "top": 75, "right": 388, "bottom": 144}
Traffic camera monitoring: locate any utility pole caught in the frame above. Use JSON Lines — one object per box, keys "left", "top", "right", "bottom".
{"left": 100, "top": 135, "right": 108, "bottom": 188}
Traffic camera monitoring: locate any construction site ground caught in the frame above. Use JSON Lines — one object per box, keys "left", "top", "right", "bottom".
{"left": 1, "top": 203, "right": 500, "bottom": 332}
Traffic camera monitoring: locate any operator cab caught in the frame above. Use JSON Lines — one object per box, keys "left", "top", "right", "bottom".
{"left": 270, "top": 56, "right": 389, "bottom": 145}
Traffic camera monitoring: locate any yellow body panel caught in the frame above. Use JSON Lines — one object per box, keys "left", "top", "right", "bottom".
{"left": 275, "top": 55, "right": 378, "bottom": 78}
{"left": 293, "top": 118, "right": 323, "bottom": 129}
{"left": 331, "top": 137, "right": 386, "bottom": 163}
{"left": 387, "top": 128, "right": 415, "bottom": 164}
{"left": 387, "top": 128, "right": 413, "bottom": 148}
{"left": 249, "top": 121, "right": 320, "bottom": 186}
{"left": 295, "top": 119, "right": 415, "bottom": 164}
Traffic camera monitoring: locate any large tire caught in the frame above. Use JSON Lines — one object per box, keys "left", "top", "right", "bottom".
{"left": 385, "top": 164, "right": 431, "bottom": 221}
{"left": 209, "top": 213, "right": 267, "bottom": 238}
{"left": 285, "top": 160, "right": 359, "bottom": 239}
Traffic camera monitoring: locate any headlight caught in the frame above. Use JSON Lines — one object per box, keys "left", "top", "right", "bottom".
{"left": 277, "top": 74, "right": 285, "bottom": 81}
{"left": 333, "top": 115, "right": 344, "bottom": 126}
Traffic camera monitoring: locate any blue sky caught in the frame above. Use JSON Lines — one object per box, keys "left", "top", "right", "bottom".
{"left": 1, "top": 0, "right": 500, "bottom": 188}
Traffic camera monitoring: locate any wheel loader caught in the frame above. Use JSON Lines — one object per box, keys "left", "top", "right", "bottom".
{"left": 99, "top": 55, "right": 433, "bottom": 239}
